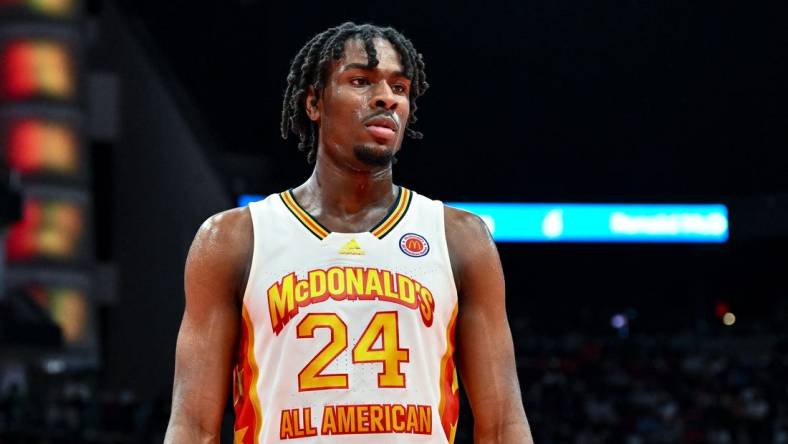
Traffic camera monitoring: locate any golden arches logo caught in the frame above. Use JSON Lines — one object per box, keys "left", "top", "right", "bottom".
{"left": 399, "top": 233, "right": 429, "bottom": 257}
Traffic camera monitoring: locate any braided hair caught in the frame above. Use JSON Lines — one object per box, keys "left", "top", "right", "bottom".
{"left": 280, "top": 22, "right": 429, "bottom": 163}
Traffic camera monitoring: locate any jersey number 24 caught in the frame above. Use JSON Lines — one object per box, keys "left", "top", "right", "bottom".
{"left": 296, "top": 311, "right": 410, "bottom": 391}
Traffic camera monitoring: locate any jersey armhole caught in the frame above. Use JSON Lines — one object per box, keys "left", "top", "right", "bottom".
{"left": 241, "top": 200, "right": 262, "bottom": 306}
{"left": 437, "top": 201, "right": 460, "bottom": 301}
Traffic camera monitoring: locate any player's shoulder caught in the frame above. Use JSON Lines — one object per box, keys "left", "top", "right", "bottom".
{"left": 190, "top": 206, "right": 254, "bottom": 265}
{"left": 188, "top": 207, "right": 254, "bottom": 296}
{"left": 443, "top": 205, "right": 491, "bottom": 241}
{"left": 442, "top": 204, "right": 497, "bottom": 287}
{"left": 195, "top": 206, "right": 253, "bottom": 244}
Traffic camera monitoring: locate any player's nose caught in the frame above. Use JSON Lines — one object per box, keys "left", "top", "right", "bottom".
{"left": 369, "top": 81, "right": 398, "bottom": 111}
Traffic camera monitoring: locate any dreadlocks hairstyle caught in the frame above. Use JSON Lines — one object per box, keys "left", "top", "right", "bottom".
{"left": 280, "top": 22, "right": 429, "bottom": 163}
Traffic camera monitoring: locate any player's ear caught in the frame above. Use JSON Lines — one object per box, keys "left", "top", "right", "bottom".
{"left": 305, "top": 86, "right": 320, "bottom": 122}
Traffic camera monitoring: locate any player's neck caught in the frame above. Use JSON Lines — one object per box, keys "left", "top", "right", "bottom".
{"left": 297, "top": 151, "right": 397, "bottom": 218}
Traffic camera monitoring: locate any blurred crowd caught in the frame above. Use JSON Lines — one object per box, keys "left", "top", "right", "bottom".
{"left": 520, "top": 331, "right": 788, "bottom": 444}
{"left": 0, "top": 364, "right": 171, "bottom": 444}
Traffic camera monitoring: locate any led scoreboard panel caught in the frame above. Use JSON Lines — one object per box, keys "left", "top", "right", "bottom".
{"left": 238, "top": 195, "right": 728, "bottom": 244}
{"left": 446, "top": 203, "right": 728, "bottom": 243}
{"left": 1, "top": 0, "right": 98, "bottom": 356}
{"left": 0, "top": 38, "right": 76, "bottom": 100}
{"left": 6, "top": 117, "right": 81, "bottom": 176}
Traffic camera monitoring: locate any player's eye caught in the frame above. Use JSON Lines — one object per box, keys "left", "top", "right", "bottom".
{"left": 391, "top": 84, "right": 408, "bottom": 94}
{"left": 350, "top": 77, "right": 370, "bottom": 86}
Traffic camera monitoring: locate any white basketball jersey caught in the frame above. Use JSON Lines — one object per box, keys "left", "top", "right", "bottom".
{"left": 233, "top": 187, "right": 460, "bottom": 444}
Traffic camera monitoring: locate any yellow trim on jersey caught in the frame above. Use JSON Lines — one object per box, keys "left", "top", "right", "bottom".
{"left": 280, "top": 187, "right": 412, "bottom": 240}
{"left": 280, "top": 191, "right": 330, "bottom": 240}
{"left": 242, "top": 305, "right": 264, "bottom": 444}
{"left": 371, "top": 187, "right": 412, "bottom": 239}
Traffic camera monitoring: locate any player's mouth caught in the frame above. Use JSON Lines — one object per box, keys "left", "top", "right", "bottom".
{"left": 363, "top": 115, "right": 399, "bottom": 141}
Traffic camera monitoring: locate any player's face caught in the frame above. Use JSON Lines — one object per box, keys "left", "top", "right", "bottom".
{"left": 308, "top": 37, "right": 411, "bottom": 169}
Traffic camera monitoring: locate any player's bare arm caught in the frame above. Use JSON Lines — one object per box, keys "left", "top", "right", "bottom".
{"left": 445, "top": 206, "right": 534, "bottom": 444}
{"left": 164, "top": 207, "right": 253, "bottom": 444}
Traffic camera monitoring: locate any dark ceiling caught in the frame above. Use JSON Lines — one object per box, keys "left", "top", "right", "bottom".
{"left": 111, "top": 0, "right": 787, "bottom": 202}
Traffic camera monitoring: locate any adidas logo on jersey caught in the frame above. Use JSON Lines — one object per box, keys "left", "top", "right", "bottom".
{"left": 339, "top": 239, "right": 365, "bottom": 255}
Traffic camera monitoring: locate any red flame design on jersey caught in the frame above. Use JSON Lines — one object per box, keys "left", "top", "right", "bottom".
{"left": 438, "top": 304, "right": 460, "bottom": 443}
{"left": 234, "top": 306, "right": 263, "bottom": 444}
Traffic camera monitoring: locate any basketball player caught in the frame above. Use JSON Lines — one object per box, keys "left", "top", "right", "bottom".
{"left": 165, "top": 22, "right": 533, "bottom": 444}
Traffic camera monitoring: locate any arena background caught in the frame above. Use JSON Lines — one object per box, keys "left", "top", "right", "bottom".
{"left": 1, "top": 0, "right": 786, "bottom": 443}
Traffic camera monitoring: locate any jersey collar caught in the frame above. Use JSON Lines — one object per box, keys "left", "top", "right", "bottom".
{"left": 279, "top": 187, "right": 412, "bottom": 240}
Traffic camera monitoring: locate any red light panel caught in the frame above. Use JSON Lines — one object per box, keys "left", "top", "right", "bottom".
{"left": 28, "top": 283, "right": 89, "bottom": 345}
{"left": 6, "top": 197, "right": 85, "bottom": 262}
{"left": 7, "top": 118, "right": 79, "bottom": 175}
{"left": 1, "top": 39, "right": 75, "bottom": 100}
